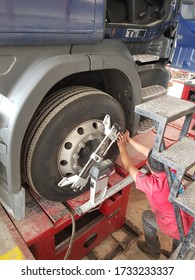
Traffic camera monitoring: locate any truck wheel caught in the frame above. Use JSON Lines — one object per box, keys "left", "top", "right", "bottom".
{"left": 22, "top": 86, "right": 125, "bottom": 201}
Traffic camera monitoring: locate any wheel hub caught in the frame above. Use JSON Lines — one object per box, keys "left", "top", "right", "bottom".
{"left": 58, "top": 120, "right": 104, "bottom": 177}
{"left": 78, "top": 139, "right": 100, "bottom": 167}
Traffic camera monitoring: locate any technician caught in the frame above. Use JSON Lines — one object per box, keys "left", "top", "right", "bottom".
{"left": 117, "top": 130, "right": 194, "bottom": 259}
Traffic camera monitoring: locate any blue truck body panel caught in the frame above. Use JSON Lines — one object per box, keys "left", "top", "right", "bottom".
{"left": 171, "top": 5, "right": 195, "bottom": 73}
{"left": 0, "top": 0, "right": 105, "bottom": 44}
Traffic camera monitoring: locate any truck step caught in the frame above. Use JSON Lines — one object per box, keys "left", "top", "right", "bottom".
{"left": 142, "top": 85, "right": 167, "bottom": 102}
{"left": 135, "top": 95, "right": 195, "bottom": 124}
{"left": 174, "top": 181, "right": 195, "bottom": 218}
{"left": 153, "top": 137, "right": 195, "bottom": 171}
{"left": 138, "top": 118, "right": 155, "bottom": 133}
{"left": 132, "top": 54, "right": 159, "bottom": 63}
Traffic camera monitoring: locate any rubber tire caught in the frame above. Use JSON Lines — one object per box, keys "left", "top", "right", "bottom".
{"left": 24, "top": 86, "right": 126, "bottom": 201}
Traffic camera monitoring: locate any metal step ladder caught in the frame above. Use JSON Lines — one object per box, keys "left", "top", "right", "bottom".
{"left": 135, "top": 95, "right": 195, "bottom": 260}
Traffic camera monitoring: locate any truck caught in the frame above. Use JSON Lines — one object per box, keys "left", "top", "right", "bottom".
{"left": 0, "top": 0, "right": 195, "bottom": 220}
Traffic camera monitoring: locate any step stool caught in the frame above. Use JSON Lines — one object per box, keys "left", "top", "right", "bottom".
{"left": 135, "top": 95, "right": 195, "bottom": 260}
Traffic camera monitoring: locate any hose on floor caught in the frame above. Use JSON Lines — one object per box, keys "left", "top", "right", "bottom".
{"left": 62, "top": 202, "right": 76, "bottom": 260}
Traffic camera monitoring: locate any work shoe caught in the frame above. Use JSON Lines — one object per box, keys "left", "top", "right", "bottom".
{"left": 160, "top": 249, "right": 171, "bottom": 259}
{"left": 137, "top": 240, "right": 160, "bottom": 260}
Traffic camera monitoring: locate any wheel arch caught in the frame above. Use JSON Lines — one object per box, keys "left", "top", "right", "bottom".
{"left": 5, "top": 40, "right": 142, "bottom": 194}
{"left": 5, "top": 54, "right": 90, "bottom": 193}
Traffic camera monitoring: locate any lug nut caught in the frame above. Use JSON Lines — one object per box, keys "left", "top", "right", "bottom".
{"left": 73, "top": 164, "right": 78, "bottom": 170}
{"left": 88, "top": 134, "right": 94, "bottom": 140}
{"left": 79, "top": 141, "right": 86, "bottom": 148}
{"left": 73, "top": 153, "right": 79, "bottom": 159}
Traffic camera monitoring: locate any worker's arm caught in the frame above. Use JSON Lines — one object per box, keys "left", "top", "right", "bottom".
{"left": 125, "top": 130, "right": 150, "bottom": 157}
{"left": 117, "top": 133, "right": 139, "bottom": 181}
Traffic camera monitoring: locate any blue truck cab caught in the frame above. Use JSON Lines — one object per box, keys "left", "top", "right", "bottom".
{"left": 0, "top": 0, "right": 194, "bottom": 220}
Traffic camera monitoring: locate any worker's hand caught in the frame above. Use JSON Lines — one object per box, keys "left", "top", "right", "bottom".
{"left": 117, "top": 132, "right": 127, "bottom": 148}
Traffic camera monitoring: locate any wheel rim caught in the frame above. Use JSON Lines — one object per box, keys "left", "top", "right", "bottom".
{"left": 58, "top": 119, "right": 104, "bottom": 177}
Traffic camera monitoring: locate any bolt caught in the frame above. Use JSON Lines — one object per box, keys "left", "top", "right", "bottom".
{"left": 79, "top": 141, "right": 86, "bottom": 148}
{"left": 73, "top": 153, "right": 79, "bottom": 159}
{"left": 88, "top": 134, "right": 94, "bottom": 140}
{"left": 73, "top": 164, "right": 78, "bottom": 170}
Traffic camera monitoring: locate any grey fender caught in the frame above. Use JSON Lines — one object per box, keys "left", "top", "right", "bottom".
{"left": 0, "top": 54, "right": 90, "bottom": 194}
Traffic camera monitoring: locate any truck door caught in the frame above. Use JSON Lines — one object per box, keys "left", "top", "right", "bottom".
{"left": 0, "top": 0, "right": 104, "bottom": 44}
{"left": 171, "top": 0, "right": 195, "bottom": 73}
